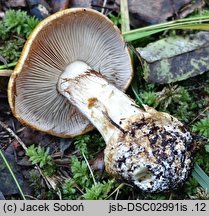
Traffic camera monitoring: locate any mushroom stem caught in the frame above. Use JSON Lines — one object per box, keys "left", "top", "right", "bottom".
{"left": 58, "top": 61, "right": 194, "bottom": 192}
{"left": 58, "top": 61, "right": 142, "bottom": 144}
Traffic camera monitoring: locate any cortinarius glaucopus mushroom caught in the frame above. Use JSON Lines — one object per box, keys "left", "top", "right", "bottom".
{"left": 8, "top": 8, "right": 194, "bottom": 192}
{"left": 8, "top": 8, "right": 133, "bottom": 138}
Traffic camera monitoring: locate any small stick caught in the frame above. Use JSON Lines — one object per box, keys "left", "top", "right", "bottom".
{"left": 0, "top": 120, "right": 27, "bottom": 151}
{"left": 189, "top": 106, "right": 209, "bottom": 125}
{"left": 120, "top": 0, "right": 130, "bottom": 33}
{"left": 101, "top": 0, "right": 108, "bottom": 14}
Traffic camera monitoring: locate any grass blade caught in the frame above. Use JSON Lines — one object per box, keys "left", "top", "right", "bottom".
{"left": 192, "top": 163, "right": 209, "bottom": 193}
{"left": 0, "top": 149, "right": 26, "bottom": 200}
{"left": 205, "top": 145, "right": 209, "bottom": 153}
{"left": 0, "top": 62, "right": 17, "bottom": 70}
{"left": 123, "top": 15, "right": 209, "bottom": 42}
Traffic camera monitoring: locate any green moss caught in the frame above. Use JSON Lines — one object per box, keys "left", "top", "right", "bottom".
{"left": 26, "top": 145, "right": 56, "bottom": 176}
{"left": 82, "top": 180, "right": 115, "bottom": 200}
{"left": 0, "top": 9, "right": 39, "bottom": 65}
{"left": 192, "top": 117, "right": 209, "bottom": 139}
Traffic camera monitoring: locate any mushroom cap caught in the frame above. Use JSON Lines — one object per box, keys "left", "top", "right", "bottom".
{"left": 8, "top": 8, "right": 133, "bottom": 138}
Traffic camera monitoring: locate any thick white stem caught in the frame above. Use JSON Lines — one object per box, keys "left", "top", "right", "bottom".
{"left": 58, "top": 61, "right": 144, "bottom": 143}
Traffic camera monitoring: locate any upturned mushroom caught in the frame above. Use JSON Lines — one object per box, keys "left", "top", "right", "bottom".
{"left": 8, "top": 8, "right": 194, "bottom": 192}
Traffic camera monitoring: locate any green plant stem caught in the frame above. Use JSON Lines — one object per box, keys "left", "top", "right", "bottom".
{"left": 0, "top": 149, "right": 26, "bottom": 200}
{"left": 0, "top": 62, "right": 17, "bottom": 69}
{"left": 120, "top": 0, "right": 130, "bottom": 33}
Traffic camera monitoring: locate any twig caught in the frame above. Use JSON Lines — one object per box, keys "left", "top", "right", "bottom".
{"left": 106, "top": 182, "right": 134, "bottom": 200}
{"left": 0, "top": 120, "right": 27, "bottom": 150}
{"left": 0, "top": 120, "right": 56, "bottom": 193}
{"left": 189, "top": 106, "right": 209, "bottom": 125}
{"left": 24, "top": 194, "right": 38, "bottom": 200}
{"left": 101, "top": 0, "right": 108, "bottom": 14}
{"left": 106, "top": 183, "right": 124, "bottom": 199}
{"left": 0, "top": 70, "right": 13, "bottom": 77}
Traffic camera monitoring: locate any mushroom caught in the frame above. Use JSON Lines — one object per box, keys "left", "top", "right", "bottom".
{"left": 8, "top": 8, "right": 133, "bottom": 138}
{"left": 8, "top": 8, "right": 194, "bottom": 192}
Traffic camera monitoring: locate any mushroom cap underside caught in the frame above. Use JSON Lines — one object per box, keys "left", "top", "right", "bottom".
{"left": 8, "top": 8, "right": 133, "bottom": 137}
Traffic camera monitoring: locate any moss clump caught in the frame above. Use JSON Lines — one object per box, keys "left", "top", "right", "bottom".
{"left": 0, "top": 9, "right": 39, "bottom": 64}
